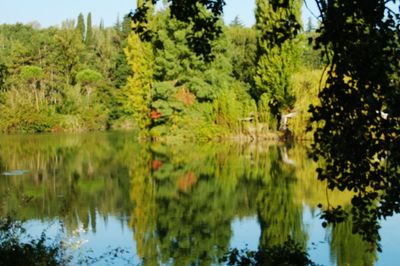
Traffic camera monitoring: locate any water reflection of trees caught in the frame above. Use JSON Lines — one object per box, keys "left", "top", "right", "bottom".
{"left": 130, "top": 143, "right": 261, "bottom": 265}
{"left": 329, "top": 209, "right": 376, "bottom": 266}
{"left": 129, "top": 142, "right": 375, "bottom": 265}
{"left": 256, "top": 146, "right": 307, "bottom": 250}
{"left": 0, "top": 133, "right": 378, "bottom": 264}
{"left": 0, "top": 132, "right": 136, "bottom": 233}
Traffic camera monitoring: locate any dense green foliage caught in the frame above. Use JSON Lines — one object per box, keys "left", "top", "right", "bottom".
{"left": 127, "top": 7, "right": 248, "bottom": 139}
{"left": 0, "top": 15, "right": 132, "bottom": 132}
{"left": 0, "top": 3, "right": 322, "bottom": 137}
{"left": 308, "top": 0, "right": 400, "bottom": 248}
{"left": 124, "top": 3, "right": 321, "bottom": 140}
{"left": 132, "top": 0, "right": 226, "bottom": 61}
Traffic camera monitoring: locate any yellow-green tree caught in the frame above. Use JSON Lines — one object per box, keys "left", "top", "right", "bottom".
{"left": 76, "top": 13, "right": 85, "bottom": 41}
{"left": 129, "top": 145, "right": 159, "bottom": 264}
{"left": 123, "top": 30, "right": 153, "bottom": 135}
{"left": 254, "top": 0, "right": 302, "bottom": 129}
{"left": 123, "top": 1, "right": 154, "bottom": 136}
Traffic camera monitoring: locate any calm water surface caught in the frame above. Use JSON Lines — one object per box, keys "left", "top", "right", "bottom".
{"left": 0, "top": 131, "right": 398, "bottom": 265}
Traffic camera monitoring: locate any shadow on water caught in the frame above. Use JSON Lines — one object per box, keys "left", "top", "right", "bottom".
{"left": 0, "top": 131, "right": 383, "bottom": 265}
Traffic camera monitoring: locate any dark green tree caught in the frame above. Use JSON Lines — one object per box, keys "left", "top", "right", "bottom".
{"left": 76, "top": 13, "right": 85, "bottom": 41}
{"left": 110, "top": 14, "right": 133, "bottom": 90}
{"left": 306, "top": 17, "right": 313, "bottom": 32}
{"left": 0, "top": 63, "right": 9, "bottom": 91}
{"left": 229, "top": 16, "right": 243, "bottom": 27}
{"left": 86, "top": 13, "right": 93, "bottom": 45}
{"left": 121, "top": 14, "right": 132, "bottom": 39}
{"left": 228, "top": 24, "right": 257, "bottom": 86}
{"left": 99, "top": 19, "right": 104, "bottom": 30}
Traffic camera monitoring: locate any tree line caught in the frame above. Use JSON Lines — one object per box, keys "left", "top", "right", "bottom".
{"left": 0, "top": 5, "right": 321, "bottom": 137}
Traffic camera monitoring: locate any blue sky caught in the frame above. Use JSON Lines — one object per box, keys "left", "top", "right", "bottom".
{"left": 0, "top": 0, "right": 317, "bottom": 28}
{"left": 0, "top": 0, "right": 256, "bottom": 28}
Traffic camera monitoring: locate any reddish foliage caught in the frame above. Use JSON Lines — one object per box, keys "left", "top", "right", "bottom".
{"left": 150, "top": 109, "right": 161, "bottom": 119}
{"left": 177, "top": 172, "right": 198, "bottom": 192}
{"left": 152, "top": 160, "right": 163, "bottom": 171}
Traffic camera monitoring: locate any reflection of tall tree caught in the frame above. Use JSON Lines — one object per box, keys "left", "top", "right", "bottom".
{"left": 129, "top": 143, "right": 264, "bottom": 265}
{"left": 129, "top": 144, "right": 159, "bottom": 265}
{"left": 329, "top": 208, "right": 376, "bottom": 266}
{"left": 155, "top": 178, "right": 233, "bottom": 265}
{"left": 289, "top": 145, "right": 377, "bottom": 265}
{"left": 291, "top": 144, "right": 354, "bottom": 212}
{"left": 257, "top": 146, "right": 307, "bottom": 249}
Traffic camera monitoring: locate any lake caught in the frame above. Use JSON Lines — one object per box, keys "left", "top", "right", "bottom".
{"left": 0, "top": 131, "right": 398, "bottom": 265}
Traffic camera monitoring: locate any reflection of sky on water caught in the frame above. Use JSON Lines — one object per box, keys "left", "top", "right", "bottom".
{"left": 377, "top": 215, "right": 400, "bottom": 266}
{"left": 303, "top": 206, "right": 332, "bottom": 266}
{"left": 24, "top": 215, "right": 138, "bottom": 265}
{"left": 229, "top": 216, "right": 260, "bottom": 251}
{"left": 78, "top": 214, "right": 137, "bottom": 265}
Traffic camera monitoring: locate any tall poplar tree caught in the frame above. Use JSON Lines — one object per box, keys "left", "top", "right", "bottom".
{"left": 86, "top": 13, "right": 93, "bottom": 45}
{"left": 254, "top": 0, "right": 301, "bottom": 129}
{"left": 76, "top": 13, "right": 85, "bottom": 41}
